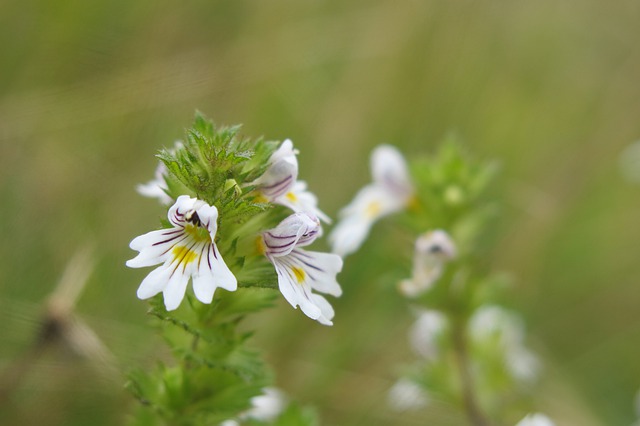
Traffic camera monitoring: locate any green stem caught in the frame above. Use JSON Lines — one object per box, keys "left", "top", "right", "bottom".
{"left": 452, "top": 320, "right": 490, "bottom": 426}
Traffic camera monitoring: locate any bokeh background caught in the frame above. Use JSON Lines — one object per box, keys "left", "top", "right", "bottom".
{"left": 1, "top": 0, "right": 639, "bottom": 425}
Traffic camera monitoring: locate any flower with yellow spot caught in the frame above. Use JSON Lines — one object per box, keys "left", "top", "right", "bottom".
{"left": 126, "top": 195, "right": 237, "bottom": 311}
{"left": 250, "top": 139, "right": 331, "bottom": 223}
{"left": 329, "top": 144, "right": 414, "bottom": 257}
{"left": 261, "top": 212, "right": 342, "bottom": 325}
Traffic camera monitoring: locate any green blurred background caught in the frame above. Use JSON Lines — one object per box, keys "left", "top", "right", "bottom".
{"left": 1, "top": 0, "right": 639, "bottom": 425}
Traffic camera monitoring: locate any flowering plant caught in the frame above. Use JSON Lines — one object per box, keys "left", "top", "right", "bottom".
{"left": 332, "top": 140, "right": 553, "bottom": 425}
{"left": 125, "top": 113, "right": 338, "bottom": 425}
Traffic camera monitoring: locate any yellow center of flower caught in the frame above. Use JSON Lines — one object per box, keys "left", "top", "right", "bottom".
{"left": 172, "top": 245, "right": 198, "bottom": 266}
{"left": 292, "top": 267, "right": 306, "bottom": 283}
{"left": 365, "top": 201, "right": 381, "bottom": 218}
{"left": 285, "top": 191, "right": 298, "bottom": 202}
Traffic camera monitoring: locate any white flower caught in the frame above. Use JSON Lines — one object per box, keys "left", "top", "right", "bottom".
{"left": 219, "top": 387, "right": 287, "bottom": 426}
{"left": 387, "top": 378, "right": 429, "bottom": 412}
{"left": 126, "top": 195, "right": 237, "bottom": 311}
{"left": 136, "top": 141, "right": 183, "bottom": 205}
{"left": 515, "top": 413, "right": 555, "bottom": 426}
{"left": 409, "top": 309, "right": 448, "bottom": 361}
{"left": 244, "top": 387, "right": 286, "bottom": 421}
{"left": 399, "top": 230, "right": 457, "bottom": 297}
{"left": 251, "top": 139, "right": 330, "bottom": 222}
{"left": 260, "top": 212, "right": 343, "bottom": 325}
{"left": 470, "top": 306, "right": 540, "bottom": 382}
{"left": 329, "top": 144, "right": 413, "bottom": 257}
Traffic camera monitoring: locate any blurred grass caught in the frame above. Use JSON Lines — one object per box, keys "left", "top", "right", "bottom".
{"left": 1, "top": 0, "right": 640, "bottom": 425}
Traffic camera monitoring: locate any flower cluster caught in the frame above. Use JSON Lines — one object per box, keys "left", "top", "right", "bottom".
{"left": 127, "top": 120, "right": 341, "bottom": 325}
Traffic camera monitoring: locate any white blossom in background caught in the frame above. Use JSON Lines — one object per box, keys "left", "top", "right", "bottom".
{"left": 137, "top": 141, "right": 183, "bottom": 205}
{"left": 399, "top": 230, "right": 457, "bottom": 297}
{"left": 388, "top": 378, "right": 430, "bottom": 412}
{"left": 219, "top": 388, "right": 287, "bottom": 426}
{"left": 126, "top": 195, "right": 237, "bottom": 311}
{"left": 409, "top": 309, "right": 448, "bottom": 361}
{"left": 469, "top": 306, "right": 540, "bottom": 382}
{"left": 260, "top": 212, "right": 343, "bottom": 325}
{"left": 251, "top": 139, "right": 330, "bottom": 222}
{"left": 515, "top": 413, "right": 555, "bottom": 426}
{"left": 245, "top": 387, "right": 287, "bottom": 421}
{"left": 329, "top": 144, "right": 414, "bottom": 257}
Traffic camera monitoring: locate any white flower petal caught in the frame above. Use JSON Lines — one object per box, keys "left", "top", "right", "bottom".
{"left": 309, "top": 294, "right": 334, "bottom": 326}
{"left": 136, "top": 264, "right": 172, "bottom": 300}
{"left": 371, "top": 144, "right": 413, "bottom": 197}
{"left": 127, "top": 228, "right": 187, "bottom": 268}
{"left": 409, "top": 310, "right": 447, "bottom": 360}
{"left": 275, "top": 181, "right": 332, "bottom": 224}
{"left": 273, "top": 257, "right": 322, "bottom": 320}
{"left": 245, "top": 388, "right": 287, "bottom": 421}
{"left": 262, "top": 212, "right": 321, "bottom": 257}
{"left": 210, "top": 244, "right": 238, "bottom": 291}
{"left": 251, "top": 139, "right": 298, "bottom": 199}
{"left": 330, "top": 184, "right": 402, "bottom": 257}
{"left": 289, "top": 250, "right": 343, "bottom": 297}
{"left": 162, "top": 268, "right": 191, "bottom": 311}
{"left": 388, "top": 379, "right": 429, "bottom": 412}
{"left": 515, "top": 413, "right": 555, "bottom": 426}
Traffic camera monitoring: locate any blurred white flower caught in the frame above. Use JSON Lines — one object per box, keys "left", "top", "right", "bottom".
{"left": 399, "top": 230, "right": 457, "bottom": 297}
{"left": 260, "top": 212, "right": 342, "bottom": 325}
{"left": 515, "top": 413, "right": 555, "bottom": 426}
{"left": 136, "top": 141, "right": 183, "bottom": 205}
{"left": 409, "top": 309, "right": 448, "bottom": 361}
{"left": 469, "top": 306, "right": 540, "bottom": 382}
{"left": 252, "top": 139, "right": 330, "bottom": 222}
{"left": 126, "top": 195, "right": 237, "bottom": 311}
{"left": 388, "top": 378, "right": 430, "bottom": 411}
{"left": 329, "top": 144, "right": 414, "bottom": 257}
{"left": 245, "top": 387, "right": 287, "bottom": 421}
{"left": 220, "top": 387, "right": 287, "bottom": 426}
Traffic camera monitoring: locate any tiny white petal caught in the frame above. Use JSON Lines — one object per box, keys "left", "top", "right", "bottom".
{"left": 310, "top": 294, "right": 334, "bottom": 326}
{"left": 290, "top": 250, "right": 343, "bottom": 297}
{"left": 515, "top": 413, "right": 555, "bottom": 426}
{"left": 388, "top": 379, "right": 429, "bottom": 412}
{"left": 126, "top": 229, "right": 185, "bottom": 268}
{"left": 246, "top": 388, "right": 287, "bottom": 421}
{"left": 162, "top": 269, "right": 191, "bottom": 311}
{"left": 371, "top": 144, "right": 413, "bottom": 198}
{"left": 409, "top": 310, "right": 447, "bottom": 361}
{"left": 263, "top": 212, "right": 321, "bottom": 257}
{"left": 251, "top": 139, "right": 298, "bottom": 199}
{"left": 470, "top": 306, "right": 540, "bottom": 382}
{"left": 274, "top": 181, "right": 332, "bottom": 224}
{"left": 136, "top": 264, "right": 172, "bottom": 299}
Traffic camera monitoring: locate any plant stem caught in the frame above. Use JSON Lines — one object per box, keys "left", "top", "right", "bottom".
{"left": 452, "top": 321, "right": 490, "bottom": 426}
